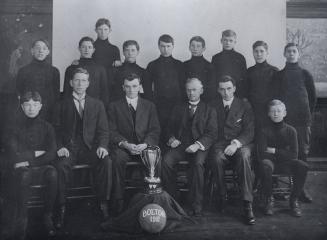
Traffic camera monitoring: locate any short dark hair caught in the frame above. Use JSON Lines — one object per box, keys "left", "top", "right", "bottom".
{"left": 71, "top": 67, "right": 89, "bottom": 79}
{"left": 222, "top": 29, "right": 236, "bottom": 38}
{"left": 124, "top": 73, "right": 141, "bottom": 84}
{"left": 95, "top": 18, "right": 111, "bottom": 29}
{"left": 252, "top": 40, "right": 268, "bottom": 51}
{"left": 218, "top": 75, "right": 236, "bottom": 86}
{"left": 189, "top": 36, "right": 205, "bottom": 48}
{"left": 20, "top": 91, "right": 42, "bottom": 104}
{"left": 31, "top": 38, "right": 50, "bottom": 49}
{"left": 284, "top": 42, "right": 299, "bottom": 53}
{"left": 78, "top": 36, "right": 94, "bottom": 48}
{"left": 158, "top": 34, "right": 174, "bottom": 45}
{"left": 123, "top": 40, "right": 140, "bottom": 51}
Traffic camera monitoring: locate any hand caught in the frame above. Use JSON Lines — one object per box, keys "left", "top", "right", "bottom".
{"left": 71, "top": 59, "right": 79, "bottom": 65}
{"left": 96, "top": 147, "right": 109, "bottom": 159}
{"left": 113, "top": 60, "right": 122, "bottom": 67}
{"left": 224, "top": 144, "right": 238, "bottom": 156}
{"left": 121, "top": 142, "right": 139, "bottom": 155}
{"left": 35, "top": 150, "right": 46, "bottom": 157}
{"left": 135, "top": 143, "right": 147, "bottom": 153}
{"left": 14, "top": 161, "right": 29, "bottom": 169}
{"left": 167, "top": 137, "right": 181, "bottom": 148}
{"left": 57, "top": 147, "right": 70, "bottom": 157}
{"left": 185, "top": 143, "right": 200, "bottom": 153}
{"left": 265, "top": 147, "right": 276, "bottom": 154}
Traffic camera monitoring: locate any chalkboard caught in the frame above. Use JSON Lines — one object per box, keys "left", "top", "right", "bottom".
{"left": 287, "top": 18, "right": 327, "bottom": 97}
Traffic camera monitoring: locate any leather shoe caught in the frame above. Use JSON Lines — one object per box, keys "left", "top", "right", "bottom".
{"left": 290, "top": 198, "right": 302, "bottom": 217}
{"left": 264, "top": 196, "right": 274, "bottom": 216}
{"left": 243, "top": 201, "right": 256, "bottom": 225}
{"left": 44, "top": 213, "right": 56, "bottom": 236}
{"left": 299, "top": 190, "right": 313, "bottom": 203}
{"left": 55, "top": 205, "right": 65, "bottom": 229}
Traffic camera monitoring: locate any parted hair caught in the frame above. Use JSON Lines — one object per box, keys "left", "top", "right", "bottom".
{"left": 95, "top": 18, "right": 111, "bottom": 29}
{"left": 71, "top": 67, "right": 89, "bottom": 79}
{"left": 20, "top": 91, "right": 42, "bottom": 104}
{"left": 158, "top": 34, "right": 174, "bottom": 45}
{"left": 252, "top": 40, "right": 268, "bottom": 51}
{"left": 78, "top": 36, "right": 94, "bottom": 48}
{"left": 189, "top": 36, "right": 205, "bottom": 48}
{"left": 123, "top": 40, "right": 140, "bottom": 51}
{"left": 218, "top": 75, "right": 236, "bottom": 86}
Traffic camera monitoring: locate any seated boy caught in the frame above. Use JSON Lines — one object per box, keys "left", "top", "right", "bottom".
{"left": 53, "top": 67, "right": 112, "bottom": 226}
{"left": 145, "top": 34, "right": 185, "bottom": 139}
{"left": 183, "top": 36, "right": 215, "bottom": 102}
{"left": 2, "top": 91, "right": 58, "bottom": 238}
{"left": 245, "top": 41, "right": 278, "bottom": 132}
{"left": 258, "top": 100, "right": 309, "bottom": 217}
{"left": 107, "top": 73, "right": 160, "bottom": 214}
{"left": 111, "top": 40, "right": 147, "bottom": 101}
{"left": 16, "top": 39, "right": 60, "bottom": 121}
{"left": 211, "top": 30, "right": 247, "bottom": 98}
{"left": 63, "top": 36, "right": 109, "bottom": 105}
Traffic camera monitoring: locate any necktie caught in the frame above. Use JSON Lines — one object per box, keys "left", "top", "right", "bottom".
{"left": 74, "top": 97, "right": 84, "bottom": 118}
{"left": 189, "top": 103, "right": 197, "bottom": 117}
{"left": 224, "top": 105, "right": 230, "bottom": 117}
{"left": 129, "top": 104, "right": 136, "bottom": 123}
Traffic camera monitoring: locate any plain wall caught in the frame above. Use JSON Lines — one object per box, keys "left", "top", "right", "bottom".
{"left": 53, "top": 0, "right": 286, "bottom": 89}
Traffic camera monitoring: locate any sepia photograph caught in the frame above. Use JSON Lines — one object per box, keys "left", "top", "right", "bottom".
{"left": 0, "top": 0, "right": 326, "bottom": 239}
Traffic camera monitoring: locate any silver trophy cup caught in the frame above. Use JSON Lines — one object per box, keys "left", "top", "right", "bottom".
{"left": 141, "top": 146, "right": 162, "bottom": 194}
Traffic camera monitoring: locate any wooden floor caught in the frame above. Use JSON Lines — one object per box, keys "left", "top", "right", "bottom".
{"left": 23, "top": 169, "right": 327, "bottom": 240}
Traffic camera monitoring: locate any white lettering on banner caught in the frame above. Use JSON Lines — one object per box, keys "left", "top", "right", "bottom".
{"left": 142, "top": 208, "right": 166, "bottom": 218}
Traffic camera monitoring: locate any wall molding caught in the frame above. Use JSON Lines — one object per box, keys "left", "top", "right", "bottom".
{"left": 287, "top": 2, "right": 327, "bottom": 18}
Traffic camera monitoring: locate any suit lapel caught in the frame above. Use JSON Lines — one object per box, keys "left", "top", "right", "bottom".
{"left": 192, "top": 101, "right": 204, "bottom": 128}
{"left": 226, "top": 98, "right": 240, "bottom": 123}
{"left": 83, "top": 95, "right": 89, "bottom": 130}
{"left": 122, "top": 99, "right": 134, "bottom": 127}
{"left": 135, "top": 98, "right": 145, "bottom": 128}
{"left": 178, "top": 103, "right": 189, "bottom": 138}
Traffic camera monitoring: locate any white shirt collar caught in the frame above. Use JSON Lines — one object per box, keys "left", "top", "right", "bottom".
{"left": 223, "top": 97, "right": 234, "bottom": 107}
{"left": 72, "top": 92, "right": 86, "bottom": 100}
{"left": 189, "top": 99, "right": 200, "bottom": 105}
{"left": 126, "top": 96, "right": 138, "bottom": 110}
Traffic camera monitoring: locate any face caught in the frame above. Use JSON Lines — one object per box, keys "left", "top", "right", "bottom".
{"left": 123, "top": 78, "right": 141, "bottom": 99}
{"left": 95, "top": 24, "right": 111, "bottom": 40}
{"left": 218, "top": 81, "right": 236, "bottom": 101}
{"left": 158, "top": 41, "right": 174, "bottom": 57}
{"left": 79, "top": 41, "right": 95, "bottom": 58}
{"left": 186, "top": 80, "right": 203, "bottom": 102}
{"left": 31, "top": 41, "right": 50, "bottom": 61}
{"left": 189, "top": 40, "right": 205, "bottom": 57}
{"left": 284, "top": 46, "right": 299, "bottom": 63}
{"left": 21, "top": 99, "right": 42, "bottom": 118}
{"left": 221, "top": 36, "right": 236, "bottom": 50}
{"left": 123, "top": 45, "right": 139, "bottom": 63}
{"left": 70, "top": 72, "right": 89, "bottom": 95}
{"left": 268, "top": 105, "right": 286, "bottom": 123}
{"left": 253, "top": 46, "right": 268, "bottom": 63}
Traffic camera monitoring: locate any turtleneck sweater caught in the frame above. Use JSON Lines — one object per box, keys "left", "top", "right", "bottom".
{"left": 16, "top": 59, "right": 60, "bottom": 120}
{"left": 211, "top": 49, "right": 247, "bottom": 98}
{"left": 183, "top": 55, "right": 215, "bottom": 102}
{"left": 145, "top": 55, "right": 185, "bottom": 102}
{"left": 92, "top": 38, "right": 120, "bottom": 70}
{"left": 258, "top": 120, "right": 298, "bottom": 162}
{"left": 271, "top": 62, "right": 316, "bottom": 126}
{"left": 63, "top": 57, "right": 109, "bottom": 104}
{"left": 6, "top": 113, "right": 56, "bottom": 167}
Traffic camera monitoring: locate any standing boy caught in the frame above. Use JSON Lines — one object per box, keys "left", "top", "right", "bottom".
{"left": 2, "top": 91, "right": 58, "bottom": 238}
{"left": 63, "top": 36, "right": 109, "bottom": 105}
{"left": 211, "top": 30, "right": 247, "bottom": 98}
{"left": 145, "top": 34, "right": 185, "bottom": 138}
{"left": 258, "top": 100, "right": 308, "bottom": 217}
{"left": 271, "top": 43, "right": 316, "bottom": 202}
{"left": 16, "top": 39, "right": 60, "bottom": 121}
{"left": 245, "top": 41, "right": 279, "bottom": 132}
{"left": 111, "top": 40, "right": 147, "bottom": 101}
{"left": 54, "top": 68, "right": 112, "bottom": 225}
{"left": 183, "top": 36, "right": 215, "bottom": 102}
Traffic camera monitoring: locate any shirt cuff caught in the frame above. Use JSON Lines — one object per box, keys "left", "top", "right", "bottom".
{"left": 231, "top": 139, "right": 242, "bottom": 148}
{"left": 118, "top": 141, "right": 128, "bottom": 147}
{"left": 195, "top": 141, "right": 205, "bottom": 151}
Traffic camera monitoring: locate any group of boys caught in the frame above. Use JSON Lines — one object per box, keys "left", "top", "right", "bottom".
{"left": 0, "top": 17, "right": 316, "bottom": 239}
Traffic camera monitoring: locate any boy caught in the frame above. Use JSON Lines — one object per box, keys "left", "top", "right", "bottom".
{"left": 246, "top": 41, "right": 279, "bottom": 132}
{"left": 2, "top": 91, "right": 58, "bottom": 238}
{"left": 258, "top": 100, "right": 309, "bottom": 217}
{"left": 183, "top": 36, "right": 215, "bottom": 102}
{"left": 108, "top": 73, "right": 160, "bottom": 213}
{"left": 271, "top": 43, "right": 316, "bottom": 202}
{"left": 16, "top": 39, "right": 60, "bottom": 121}
{"left": 145, "top": 34, "right": 185, "bottom": 138}
{"left": 54, "top": 67, "right": 112, "bottom": 226}
{"left": 64, "top": 36, "right": 109, "bottom": 105}
{"left": 111, "top": 40, "right": 147, "bottom": 101}
{"left": 211, "top": 30, "right": 247, "bottom": 98}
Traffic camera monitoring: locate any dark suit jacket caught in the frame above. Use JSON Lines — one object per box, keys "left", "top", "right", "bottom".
{"left": 107, "top": 97, "right": 161, "bottom": 146}
{"left": 209, "top": 97, "right": 254, "bottom": 146}
{"left": 167, "top": 101, "right": 217, "bottom": 150}
{"left": 53, "top": 95, "right": 109, "bottom": 150}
